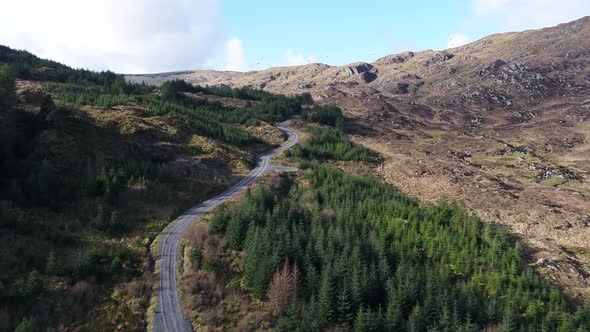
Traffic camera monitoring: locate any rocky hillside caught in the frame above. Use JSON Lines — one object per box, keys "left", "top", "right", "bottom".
{"left": 131, "top": 16, "right": 590, "bottom": 302}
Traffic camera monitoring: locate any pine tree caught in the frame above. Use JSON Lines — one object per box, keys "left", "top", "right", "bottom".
{"left": 189, "top": 247, "right": 202, "bottom": 269}
{"left": 110, "top": 209, "right": 119, "bottom": 228}
{"left": 408, "top": 304, "right": 424, "bottom": 332}
{"left": 243, "top": 227, "right": 260, "bottom": 287}
{"left": 318, "top": 269, "right": 334, "bottom": 327}
{"left": 24, "top": 270, "right": 43, "bottom": 297}
{"left": 275, "top": 298, "right": 303, "bottom": 331}
{"left": 353, "top": 307, "right": 368, "bottom": 332}
{"left": 386, "top": 290, "right": 404, "bottom": 331}
{"left": 15, "top": 319, "right": 34, "bottom": 332}
{"left": 498, "top": 305, "right": 517, "bottom": 332}
{"left": 267, "top": 259, "right": 298, "bottom": 315}
{"left": 225, "top": 215, "right": 244, "bottom": 250}
{"left": 336, "top": 285, "right": 354, "bottom": 326}
{"left": 0, "top": 67, "right": 15, "bottom": 111}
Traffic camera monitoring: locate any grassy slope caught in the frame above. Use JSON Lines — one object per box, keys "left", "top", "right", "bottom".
{"left": 0, "top": 78, "right": 288, "bottom": 331}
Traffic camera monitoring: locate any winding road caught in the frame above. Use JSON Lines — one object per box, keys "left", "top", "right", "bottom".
{"left": 153, "top": 120, "right": 299, "bottom": 332}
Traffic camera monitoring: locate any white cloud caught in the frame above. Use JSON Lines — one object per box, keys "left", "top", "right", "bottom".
{"left": 0, "top": 0, "right": 223, "bottom": 73}
{"left": 472, "top": 0, "right": 590, "bottom": 31}
{"left": 284, "top": 49, "right": 317, "bottom": 66}
{"left": 223, "top": 37, "right": 249, "bottom": 71}
{"left": 447, "top": 33, "right": 471, "bottom": 48}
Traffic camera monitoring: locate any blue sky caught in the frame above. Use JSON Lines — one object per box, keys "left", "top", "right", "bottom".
{"left": 216, "top": 0, "right": 475, "bottom": 68}
{"left": 0, "top": 0, "right": 588, "bottom": 73}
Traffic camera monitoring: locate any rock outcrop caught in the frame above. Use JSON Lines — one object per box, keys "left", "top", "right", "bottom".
{"left": 344, "top": 63, "right": 373, "bottom": 77}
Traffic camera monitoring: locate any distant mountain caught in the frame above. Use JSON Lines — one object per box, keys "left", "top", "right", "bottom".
{"left": 129, "top": 16, "right": 590, "bottom": 302}
{"left": 129, "top": 16, "right": 590, "bottom": 108}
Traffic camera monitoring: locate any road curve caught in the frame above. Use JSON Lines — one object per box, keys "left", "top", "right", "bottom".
{"left": 154, "top": 120, "right": 299, "bottom": 332}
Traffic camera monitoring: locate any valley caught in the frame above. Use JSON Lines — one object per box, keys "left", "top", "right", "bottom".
{"left": 0, "top": 14, "right": 589, "bottom": 332}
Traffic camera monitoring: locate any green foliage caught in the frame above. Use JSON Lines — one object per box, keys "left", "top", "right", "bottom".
{"left": 16, "top": 270, "right": 43, "bottom": 297}
{"left": 0, "top": 44, "right": 116, "bottom": 85}
{"left": 45, "top": 78, "right": 306, "bottom": 146}
{"left": 15, "top": 319, "right": 35, "bottom": 332}
{"left": 201, "top": 257, "right": 221, "bottom": 272}
{"left": 75, "top": 244, "right": 129, "bottom": 279}
{"left": 107, "top": 75, "right": 129, "bottom": 94}
{"left": 318, "top": 270, "right": 334, "bottom": 327}
{"left": 302, "top": 104, "right": 344, "bottom": 128}
{"left": 0, "top": 65, "right": 16, "bottom": 111}
{"left": 211, "top": 163, "right": 588, "bottom": 331}
{"left": 110, "top": 210, "right": 119, "bottom": 228}
{"left": 189, "top": 247, "right": 202, "bottom": 268}
{"left": 287, "top": 126, "right": 371, "bottom": 161}
{"left": 110, "top": 257, "right": 122, "bottom": 273}
{"left": 160, "top": 79, "right": 194, "bottom": 101}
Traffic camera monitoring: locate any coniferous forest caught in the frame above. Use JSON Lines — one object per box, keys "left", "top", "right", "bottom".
{"left": 207, "top": 168, "right": 590, "bottom": 331}
{"left": 196, "top": 123, "right": 590, "bottom": 331}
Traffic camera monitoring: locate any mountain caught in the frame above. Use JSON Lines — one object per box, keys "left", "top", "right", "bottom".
{"left": 130, "top": 16, "right": 590, "bottom": 302}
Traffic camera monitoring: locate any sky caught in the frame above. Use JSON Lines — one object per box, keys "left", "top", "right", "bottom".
{"left": 0, "top": 0, "right": 588, "bottom": 74}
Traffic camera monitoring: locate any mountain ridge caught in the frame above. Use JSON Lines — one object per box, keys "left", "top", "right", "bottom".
{"left": 129, "top": 16, "right": 590, "bottom": 302}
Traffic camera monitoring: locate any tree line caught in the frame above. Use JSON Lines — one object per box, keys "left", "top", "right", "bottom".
{"left": 46, "top": 79, "right": 306, "bottom": 146}
{"left": 1, "top": 45, "right": 121, "bottom": 85}
{"left": 286, "top": 126, "right": 372, "bottom": 162}
{"left": 302, "top": 104, "right": 345, "bottom": 128}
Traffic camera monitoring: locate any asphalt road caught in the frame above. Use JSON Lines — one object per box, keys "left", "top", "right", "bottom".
{"left": 154, "top": 120, "right": 299, "bottom": 332}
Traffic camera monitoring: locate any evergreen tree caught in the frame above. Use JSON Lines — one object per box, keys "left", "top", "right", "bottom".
{"left": 408, "top": 304, "right": 424, "bottom": 332}
{"left": 498, "top": 305, "right": 517, "bottom": 332}
{"left": 386, "top": 290, "right": 404, "bottom": 331}
{"left": 225, "top": 214, "right": 245, "bottom": 250}
{"left": 110, "top": 210, "right": 119, "bottom": 228}
{"left": 15, "top": 319, "right": 35, "bottom": 332}
{"left": 318, "top": 269, "right": 334, "bottom": 327}
{"left": 189, "top": 247, "right": 202, "bottom": 268}
{"left": 0, "top": 66, "right": 15, "bottom": 111}
{"left": 353, "top": 307, "right": 369, "bottom": 332}
{"left": 24, "top": 270, "right": 43, "bottom": 297}
{"left": 109, "top": 75, "right": 128, "bottom": 94}
{"left": 336, "top": 285, "right": 354, "bottom": 326}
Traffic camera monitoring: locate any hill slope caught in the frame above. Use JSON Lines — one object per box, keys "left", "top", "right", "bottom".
{"left": 131, "top": 16, "right": 590, "bottom": 302}
{"left": 0, "top": 46, "right": 307, "bottom": 331}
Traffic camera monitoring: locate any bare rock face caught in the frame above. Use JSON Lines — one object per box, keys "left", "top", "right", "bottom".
{"left": 345, "top": 63, "right": 373, "bottom": 77}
